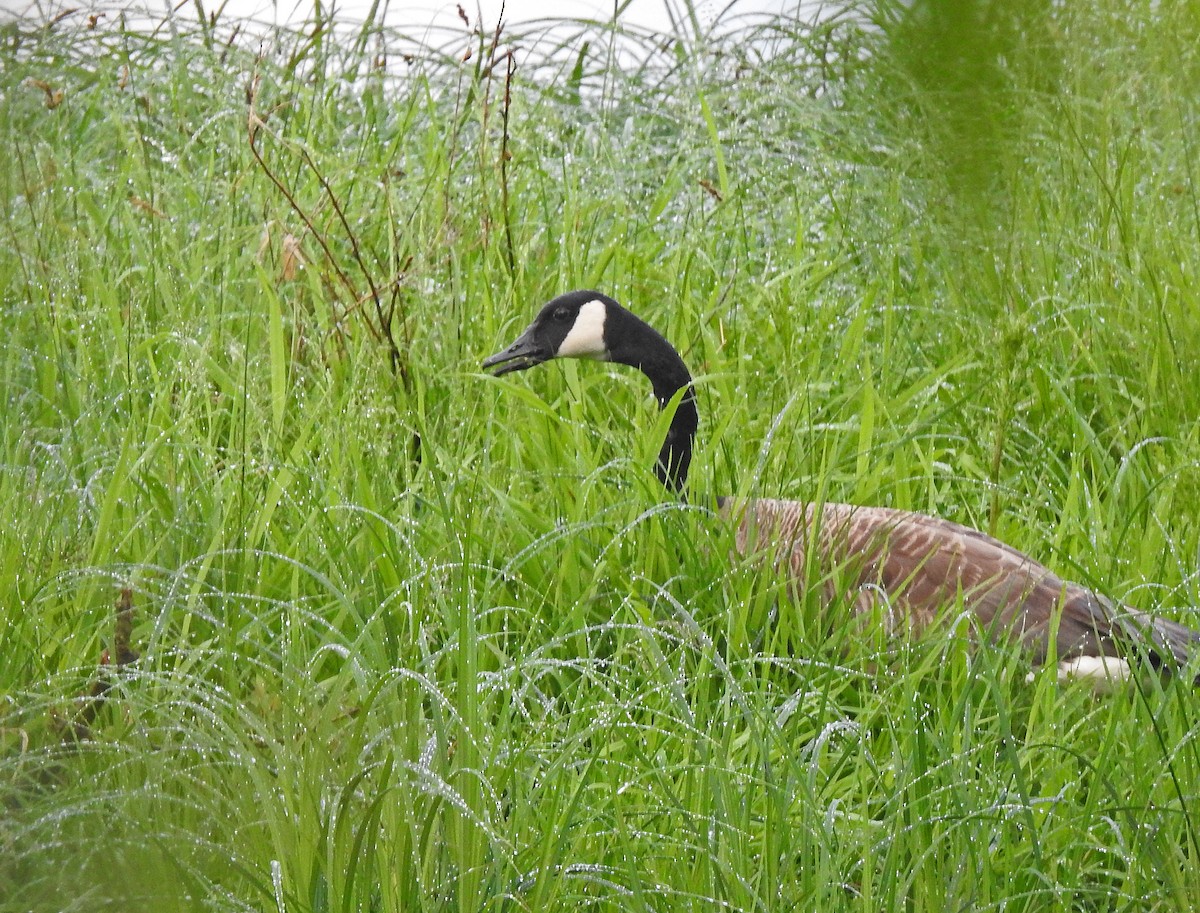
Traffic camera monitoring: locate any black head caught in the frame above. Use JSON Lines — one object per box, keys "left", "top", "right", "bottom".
{"left": 484, "top": 289, "right": 698, "bottom": 493}
{"left": 482, "top": 290, "right": 615, "bottom": 376}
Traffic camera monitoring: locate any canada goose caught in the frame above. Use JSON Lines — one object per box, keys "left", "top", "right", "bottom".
{"left": 484, "top": 290, "right": 1200, "bottom": 684}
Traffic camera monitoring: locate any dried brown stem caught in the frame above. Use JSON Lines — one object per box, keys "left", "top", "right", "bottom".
{"left": 245, "top": 63, "right": 414, "bottom": 390}
{"left": 56, "top": 588, "right": 140, "bottom": 742}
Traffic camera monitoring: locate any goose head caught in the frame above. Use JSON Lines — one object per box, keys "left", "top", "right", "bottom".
{"left": 482, "top": 290, "right": 614, "bottom": 376}
{"left": 484, "top": 290, "right": 698, "bottom": 492}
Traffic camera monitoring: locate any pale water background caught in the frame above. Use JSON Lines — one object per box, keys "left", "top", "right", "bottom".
{"left": 1, "top": 0, "right": 833, "bottom": 35}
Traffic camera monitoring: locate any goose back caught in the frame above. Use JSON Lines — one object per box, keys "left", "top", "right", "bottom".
{"left": 727, "top": 497, "right": 1194, "bottom": 667}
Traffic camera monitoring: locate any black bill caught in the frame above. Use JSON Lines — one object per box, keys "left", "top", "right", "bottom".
{"left": 482, "top": 325, "right": 548, "bottom": 377}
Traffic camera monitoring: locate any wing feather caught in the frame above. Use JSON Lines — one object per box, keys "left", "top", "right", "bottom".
{"left": 725, "top": 498, "right": 1196, "bottom": 665}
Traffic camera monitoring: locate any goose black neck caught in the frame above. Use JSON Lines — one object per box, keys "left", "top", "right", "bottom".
{"left": 604, "top": 304, "right": 697, "bottom": 493}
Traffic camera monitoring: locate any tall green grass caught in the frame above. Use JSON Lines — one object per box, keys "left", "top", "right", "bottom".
{"left": 3, "top": 0, "right": 1200, "bottom": 909}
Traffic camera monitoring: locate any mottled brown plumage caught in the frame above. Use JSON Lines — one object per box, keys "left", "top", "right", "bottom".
{"left": 486, "top": 291, "right": 1200, "bottom": 679}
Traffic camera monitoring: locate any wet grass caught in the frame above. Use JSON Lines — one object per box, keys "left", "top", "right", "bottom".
{"left": 3, "top": 0, "right": 1200, "bottom": 910}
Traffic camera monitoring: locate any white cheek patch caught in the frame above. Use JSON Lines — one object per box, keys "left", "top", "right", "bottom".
{"left": 558, "top": 299, "right": 609, "bottom": 360}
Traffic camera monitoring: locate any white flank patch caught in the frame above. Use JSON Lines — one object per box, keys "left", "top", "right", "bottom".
{"left": 557, "top": 298, "right": 609, "bottom": 359}
{"left": 1025, "top": 655, "right": 1134, "bottom": 694}
{"left": 1059, "top": 655, "right": 1133, "bottom": 691}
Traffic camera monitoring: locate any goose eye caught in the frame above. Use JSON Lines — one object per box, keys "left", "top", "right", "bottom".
{"left": 553, "top": 307, "right": 571, "bottom": 321}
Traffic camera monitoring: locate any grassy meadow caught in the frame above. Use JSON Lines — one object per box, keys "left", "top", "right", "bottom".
{"left": 4, "top": 0, "right": 1200, "bottom": 909}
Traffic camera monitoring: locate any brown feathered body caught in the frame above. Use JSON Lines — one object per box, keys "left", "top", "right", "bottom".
{"left": 726, "top": 497, "right": 1198, "bottom": 668}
